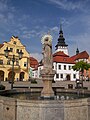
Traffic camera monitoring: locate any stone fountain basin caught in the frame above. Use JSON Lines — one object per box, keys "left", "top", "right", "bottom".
{"left": 0, "top": 89, "right": 90, "bottom": 120}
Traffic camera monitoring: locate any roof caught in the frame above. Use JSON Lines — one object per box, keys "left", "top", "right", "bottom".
{"left": 55, "top": 25, "right": 68, "bottom": 49}
{"left": 35, "top": 51, "right": 89, "bottom": 66}
{"left": 53, "top": 56, "right": 75, "bottom": 64}
{"left": 70, "top": 51, "right": 89, "bottom": 61}
{"left": 53, "top": 51, "right": 75, "bottom": 64}
{"left": 53, "top": 51, "right": 69, "bottom": 57}
{"left": 0, "top": 44, "right": 4, "bottom": 48}
{"left": 30, "top": 57, "right": 39, "bottom": 68}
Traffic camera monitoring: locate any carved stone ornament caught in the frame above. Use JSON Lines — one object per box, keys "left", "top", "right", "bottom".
{"left": 41, "top": 34, "right": 52, "bottom": 45}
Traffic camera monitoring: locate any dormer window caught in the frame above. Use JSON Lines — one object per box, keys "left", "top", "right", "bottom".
{"left": 13, "top": 41, "right": 16, "bottom": 44}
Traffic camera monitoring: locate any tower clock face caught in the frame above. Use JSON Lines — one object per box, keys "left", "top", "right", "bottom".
{"left": 41, "top": 34, "right": 52, "bottom": 44}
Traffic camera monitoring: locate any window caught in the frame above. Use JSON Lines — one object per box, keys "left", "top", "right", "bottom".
{"left": 10, "top": 48, "right": 13, "bottom": 52}
{"left": 16, "top": 49, "right": 19, "bottom": 53}
{"left": 16, "top": 59, "right": 19, "bottom": 65}
{"left": 73, "top": 74, "right": 76, "bottom": 79}
{"left": 61, "top": 74, "right": 63, "bottom": 78}
{"left": 7, "top": 60, "right": 10, "bottom": 65}
{"left": 64, "top": 65, "right": 66, "bottom": 70}
{"left": 68, "top": 65, "right": 71, "bottom": 70}
{"left": 0, "top": 60, "right": 3, "bottom": 65}
{"left": 56, "top": 73, "right": 59, "bottom": 78}
{"left": 24, "top": 62, "right": 27, "bottom": 67}
{"left": 58, "top": 65, "right": 61, "bottom": 70}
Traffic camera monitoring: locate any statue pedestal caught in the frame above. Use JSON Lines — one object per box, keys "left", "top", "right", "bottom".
{"left": 41, "top": 74, "right": 55, "bottom": 98}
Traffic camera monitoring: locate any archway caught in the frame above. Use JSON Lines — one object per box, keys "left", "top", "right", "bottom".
{"left": 66, "top": 74, "right": 70, "bottom": 81}
{"left": 0, "top": 70, "right": 4, "bottom": 81}
{"left": 20, "top": 72, "right": 25, "bottom": 81}
{"left": 8, "top": 71, "right": 15, "bottom": 81}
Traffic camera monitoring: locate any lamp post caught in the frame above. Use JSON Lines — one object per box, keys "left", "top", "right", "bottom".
{"left": 4, "top": 47, "right": 23, "bottom": 89}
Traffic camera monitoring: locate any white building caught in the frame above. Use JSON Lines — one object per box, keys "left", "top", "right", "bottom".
{"left": 32, "top": 24, "right": 89, "bottom": 81}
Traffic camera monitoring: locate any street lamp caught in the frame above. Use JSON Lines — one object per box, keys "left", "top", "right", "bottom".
{"left": 4, "top": 47, "right": 23, "bottom": 89}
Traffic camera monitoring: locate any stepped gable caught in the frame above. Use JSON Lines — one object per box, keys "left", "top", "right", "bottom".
{"left": 70, "top": 51, "right": 89, "bottom": 61}
{"left": 53, "top": 51, "right": 75, "bottom": 64}
{"left": 30, "top": 57, "right": 39, "bottom": 68}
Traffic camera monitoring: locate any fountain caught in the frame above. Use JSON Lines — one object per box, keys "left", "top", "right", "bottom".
{"left": 0, "top": 33, "right": 90, "bottom": 120}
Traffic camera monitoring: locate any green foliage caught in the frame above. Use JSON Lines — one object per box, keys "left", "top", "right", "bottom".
{"left": 72, "top": 61, "right": 90, "bottom": 73}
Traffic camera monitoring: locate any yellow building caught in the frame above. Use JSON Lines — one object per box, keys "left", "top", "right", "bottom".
{"left": 0, "top": 36, "right": 30, "bottom": 81}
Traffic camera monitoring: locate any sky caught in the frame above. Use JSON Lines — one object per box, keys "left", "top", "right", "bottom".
{"left": 0, "top": 0, "right": 90, "bottom": 61}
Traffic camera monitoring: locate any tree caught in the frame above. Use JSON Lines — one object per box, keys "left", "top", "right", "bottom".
{"left": 72, "top": 61, "right": 90, "bottom": 87}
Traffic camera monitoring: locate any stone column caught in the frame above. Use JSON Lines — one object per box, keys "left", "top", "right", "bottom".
{"left": 41, "top": 34, "right": 55, "bottom": 98}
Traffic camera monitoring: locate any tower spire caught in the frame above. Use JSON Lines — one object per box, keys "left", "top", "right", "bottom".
{"left": 55, "top": 23, "right": 68, "bottom": 49}
{"left": 76, "top": 47, "right": 79, "bottom": 55}
{"left": 60, "top": 20, "right": 62, "bottom": 32}
{"left": 55, "top": 21, "right": 68, "bottom": 55}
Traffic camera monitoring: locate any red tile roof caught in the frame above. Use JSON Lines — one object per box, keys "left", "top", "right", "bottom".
{"left": 53, "top": 51, "right": 69, "bottom": 57}
{"left": 53, "top": 51, "right": 75, "bottom": 64}
{"left": 53, "top": 51, "right": 89, "bottom": 64}
{"left": 30, "top": 57, "right": 39, "bottom": 68}
{"left": 70, "top": 51, "right": 89, "bottom": 61}
{"left": 53, "top": 56, "right": 75, "bottom": 64}
{"left": 32, "top": 51, "right": 89, "bottom": 67}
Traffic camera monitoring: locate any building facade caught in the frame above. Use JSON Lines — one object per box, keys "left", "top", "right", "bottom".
{"left": 0, "top": 36, "right": 30, "bottom": 81}
{"left": 32, "top": 24, "right": 90, "bottom": 81}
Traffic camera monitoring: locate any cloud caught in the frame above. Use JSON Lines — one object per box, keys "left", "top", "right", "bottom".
{"left": 0, "top": 0, "right": 8, "bottom": 12}
{"left": 50, "top": 26, "right": 59, "bottom": 32}
{"left": 67, "top": 32, "right": 90, "bottom": 56}
{"left": 30, "top": 53, "right": 42, "bottom": 62}
{"left": 48, "top": 0, "right": 89, "bottom": 11}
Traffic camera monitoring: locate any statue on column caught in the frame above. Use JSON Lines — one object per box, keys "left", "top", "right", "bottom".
{"left": 41, "top": 33, "right": 55, "bottom": 97}
{"left": 41, "top": 34, "right": 54, "bottom": 75}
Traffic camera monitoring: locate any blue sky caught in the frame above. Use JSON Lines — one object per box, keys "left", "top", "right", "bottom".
{"left": 0, "top": 0, "right": 90, "bottom": 61}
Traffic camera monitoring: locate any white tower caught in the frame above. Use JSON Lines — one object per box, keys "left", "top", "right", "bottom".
{"left": 55, "top": 24, "right": 68, "bottom": 55}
